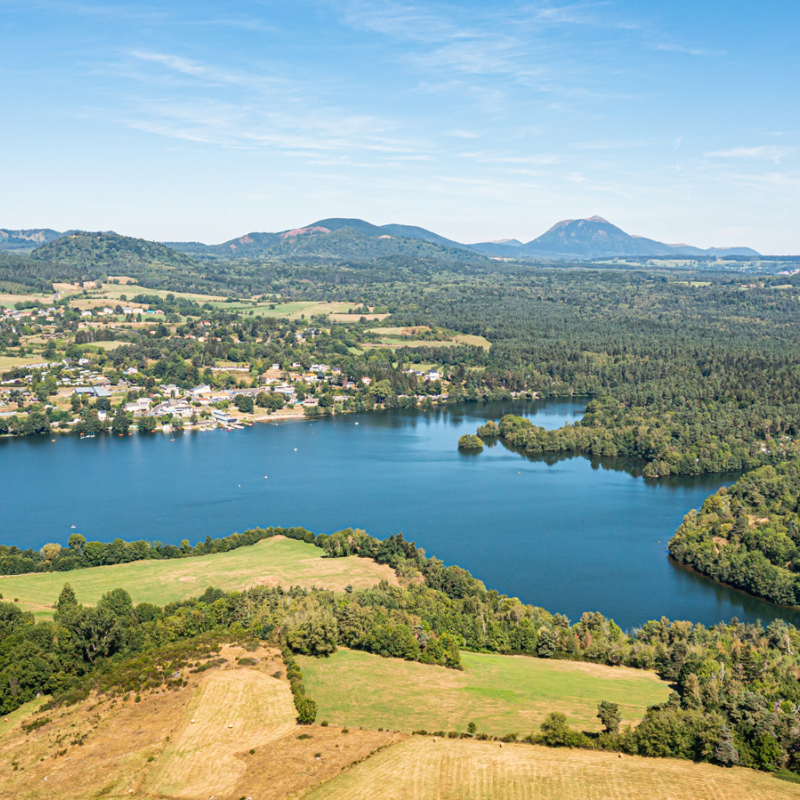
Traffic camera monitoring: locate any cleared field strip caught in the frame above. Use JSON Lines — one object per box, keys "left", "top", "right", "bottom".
{"left": 299, "top": 649, "right": 670, "bottom": 735}
{"left": 303, "top": 737, "right": 800, "bottom": 800}
{"left": 145, "top": 668, "right": 296, "bottom": 798}
{"left": 0, "top": 537, "right": 398, "bottom": 617}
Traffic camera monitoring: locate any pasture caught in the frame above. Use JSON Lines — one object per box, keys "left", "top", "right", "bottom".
{"left": 0, "top": 537, "right": 397, "bottom": 618}
{"left": 298, "top": 648, "right": 670, "bottom": 735}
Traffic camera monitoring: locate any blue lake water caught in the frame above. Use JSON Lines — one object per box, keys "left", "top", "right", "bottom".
{"left": 1, "top": 399, "right": 797, "bottom": 629}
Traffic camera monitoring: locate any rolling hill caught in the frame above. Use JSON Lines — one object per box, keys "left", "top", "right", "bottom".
{"left": 167, "top": 216, "right": 760, "bottom": 262}
{"left": 8, "top": 217, "right": 762, "bottom": 264}
{"left": 29, "top": 231, "right": 201, "bottom": 272}
{"left": 167, "top": 221, "right": 489, "bottom": 264}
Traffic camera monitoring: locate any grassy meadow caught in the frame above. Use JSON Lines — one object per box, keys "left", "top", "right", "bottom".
{"left": 0, "top": 537, "right": 397, "bottom": 618}
{"left": 299, "top": 648, "right": 670, "bottom": 735}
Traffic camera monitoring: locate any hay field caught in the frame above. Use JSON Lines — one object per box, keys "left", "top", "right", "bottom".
{"left": 303, "top": 737, "right": 800, "bottom": 800}
{"left": 0, "top": 537, "right": 398, "bottom": 618}
{"left": 144, "top": 669, "right": 295, "bottom": 798}
{"left": 298, "top": 649, "right": 670, "bottom": 735}
{"left": 0, "top": 646, "right": 402, "bottom": 800}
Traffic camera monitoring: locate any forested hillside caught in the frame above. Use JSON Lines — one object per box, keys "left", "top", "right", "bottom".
{"left": 669, "top": 459, "right": 800, "bottom": 605}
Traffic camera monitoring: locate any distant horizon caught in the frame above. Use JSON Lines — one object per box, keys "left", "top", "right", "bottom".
{"left": 1, "top": 1, "right": 798, "bottom": 251}
{"left": 0, "top": 214, "right": 769, "bottom": 253}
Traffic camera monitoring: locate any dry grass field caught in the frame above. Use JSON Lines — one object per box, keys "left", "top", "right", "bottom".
{"left": 302, "top": 737, "right": 800, "bottom": 800}
{"left": 0, "top": 537, "right": 398, "bottom": 618}
{"left": 0, "top": 645, "right": 403, "bottom": 800}
{"left": 144, "top": 668, "right": 296, "bottom": 798}
{"left": 299, "top": 649, "right": 670, "bottom": 735}
{"left": 0, "top": 647, "right": 797, "bottom": 800}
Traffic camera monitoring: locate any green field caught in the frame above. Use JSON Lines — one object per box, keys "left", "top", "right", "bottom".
{"left": 299, "top": 648, "right": 670, "bottom": 735}
{"left": 0, "top": 537, "right": 397, "bottom": 618}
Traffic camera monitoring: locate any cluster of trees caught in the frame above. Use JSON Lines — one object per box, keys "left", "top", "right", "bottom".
{"left": 4, "top": 525, "right": 800, "bottom": 773}
{"left": 669, "top": 458, "right": 800, "bottom": 605}
{"left": 485, "top": 403, "right": 786, "bottom": 477}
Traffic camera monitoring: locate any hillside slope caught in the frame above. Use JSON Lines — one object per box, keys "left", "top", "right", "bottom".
{"left": 30, "top": 232, "right": 199, "bottom": 272}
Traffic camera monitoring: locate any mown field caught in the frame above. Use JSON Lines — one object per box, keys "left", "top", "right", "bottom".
{"left": 0, "top": 537, "right": 397, "bottom": 618}
{"left": 1, "top": 647, "right": 797, "bottom": 800}
{"left": 299, "top": 648, "right": 671, "bottom": 735}
{"left": 303, "top": 737, "right": 800, "bottom": 800}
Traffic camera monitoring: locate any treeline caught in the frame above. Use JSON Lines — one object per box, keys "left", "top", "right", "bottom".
{"left": 0, "top": 525, "right": 317, "bottom": 575}
{"left": 669, "top": 458, "right": 800, "bottom": 605}
{"left": 4, "top": 526, "right": 800, "bottom": 773}
{"left": 482, "top": 403, "right": 789, "bottom": 477}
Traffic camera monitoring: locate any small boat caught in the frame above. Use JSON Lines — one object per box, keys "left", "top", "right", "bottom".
{"left": 70, "top": 525, "right": 76, "bottom": 529}
{"left": 264, "top": 476, "right": 268, "bottom": 480}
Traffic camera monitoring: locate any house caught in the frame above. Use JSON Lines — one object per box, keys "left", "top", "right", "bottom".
{"left": 189, "top": 384, "right": 212, "bottom": 397}
{"left": 149, "top": 399, "right": 193, "bottom": 419}
{"left": 425, "top": 370, "right": 441, "bottom": 382}
{"left": 123, "top": 398, "right": 152, "bottom": 415}
{"left": 72, "top": 386, "right": 111, "bottom": 399}
{"left": 211, "top": 408, "right": 234, "bottom": 425}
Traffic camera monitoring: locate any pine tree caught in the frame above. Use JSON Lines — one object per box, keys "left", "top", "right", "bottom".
{"left": 714, "top": 726, "right": 739, "bottom": 767}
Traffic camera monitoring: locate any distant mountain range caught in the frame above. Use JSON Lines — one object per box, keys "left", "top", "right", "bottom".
{"left": 1, "top": 217, "right": 761, "bottom": 261}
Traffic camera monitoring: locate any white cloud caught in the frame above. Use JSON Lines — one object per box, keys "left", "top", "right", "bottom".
{"left": 706, "top": 145, "right": 793, "bottom": 164}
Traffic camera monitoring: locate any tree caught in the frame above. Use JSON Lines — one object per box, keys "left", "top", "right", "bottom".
{"left": 597, "top": 700, "right": 621, "bottom": 735}
{"left": 233, "top": 394, "right": 254, "bottom": 413}
{"left": 537, "top": 628, "right": 558, "bottom": 658}
{"left": 138, "top": 416, "right": 157, "bottom": 433}
{"left": 457, "top": 434, "right": 484, "bottom": 451}
{"left": 56, "top": 583, "right": 80, "bottom": 616}
{"left": 295, "top": 696, "right": 317, "bottom": 724}
{"left": 285, "top": 602, "right": 338, "bottom": 656}
{"left": 713, "top": 726, "right": 739, "bottom": 767}
{"left": 538, "top": 712, "right": 584, "bottom": 747}
{"left": 111, "top": 409, "right": 131, "bottom": 435}
{"left": 40, "top": 542, "right": 62, "bottom": 563}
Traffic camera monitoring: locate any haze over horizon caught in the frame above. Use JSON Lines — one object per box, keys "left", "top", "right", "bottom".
{"left": 1, "top": 1, "right": 798, "bottom": 252}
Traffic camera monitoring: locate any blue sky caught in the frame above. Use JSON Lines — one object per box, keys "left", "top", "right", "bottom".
{"left": 1, "top": 1, "right": 798, "bottom": 251}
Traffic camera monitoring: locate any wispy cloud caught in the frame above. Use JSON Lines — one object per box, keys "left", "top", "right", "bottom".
{"left": 118, "top": 50, "right": 428, "bottom": 160}
{"left": 706, "top": 145, "right": 794, "bottom": 164}
{"left": 653, "top": 42, "right": 716, "bottom": 57}
{"left": 447, "top": 129, "right": 480, "bottom": 139}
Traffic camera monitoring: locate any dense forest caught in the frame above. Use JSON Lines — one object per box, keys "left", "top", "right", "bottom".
{"left": 669, "top": 458, "right": 800, "bottom": 606}
{"left": 3, "top": 525, "right": 800, "bottom": 773}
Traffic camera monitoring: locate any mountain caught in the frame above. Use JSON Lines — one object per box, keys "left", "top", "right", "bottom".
{"left": 0, "top": 228, "right": 65, "bottom": 253}
{"left": 30, "top": 232, "right": 200, "bottom": 272}
{"left": 468, "top": 217, "right": 760, "bottom": 260}
{"left": 13, "top": 217, "right": 760, "bottom": 264}
{"left": 168, "top": 219, "right": 488, "bottom": 264}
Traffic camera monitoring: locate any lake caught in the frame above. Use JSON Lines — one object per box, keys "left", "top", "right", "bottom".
{"left": 2, "top": 399, "right": 797, "bottom": 629}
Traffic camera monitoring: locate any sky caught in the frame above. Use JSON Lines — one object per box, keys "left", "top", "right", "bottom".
{"left": 1, "top": 1, "right": 799, "bottom": 252}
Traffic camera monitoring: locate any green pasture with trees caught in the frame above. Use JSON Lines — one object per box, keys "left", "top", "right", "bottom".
{"left": 298, "top": 648, "right": 670, "bottom": 735}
